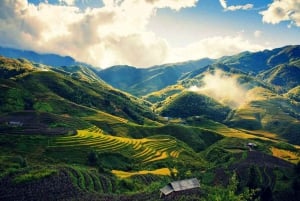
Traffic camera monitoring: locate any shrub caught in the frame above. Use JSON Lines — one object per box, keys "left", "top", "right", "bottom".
{"left": 87, "top": 150, "right": 98, "bottom": 166}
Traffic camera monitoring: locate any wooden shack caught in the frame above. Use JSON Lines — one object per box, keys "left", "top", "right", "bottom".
{"left": 160, "top": 178, "right": 200, "bottom": 198}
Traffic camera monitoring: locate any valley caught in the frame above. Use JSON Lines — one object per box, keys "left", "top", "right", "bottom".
{"left": 0, "top": 45, "right": 300, "bottom": 201}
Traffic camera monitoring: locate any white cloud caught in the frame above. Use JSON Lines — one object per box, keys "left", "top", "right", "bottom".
{"left": 59, "top": 0, "right": 76, "bottom": 6}
{"left": 260, "top": 0, "right": 300, "bottom": 27}
{"left": 188, "top": 70, "right": 248, "bottom": 108}
{"left": 226, "top": 4, "right": 253, "bottom": 11}
{"left": 0, "top": 0, "right": 197, "bottom": 68}
{"left": 219, "top": 0, "right": 227, "bottom": 9}
{"left": 219, "top": 0, "right": 253, "bottom": 11}
{"left": 166, "top": 35, "right": 264, "bottom": 63}
{"left": 0, "top": 0, "right": 265, "bottom": 68}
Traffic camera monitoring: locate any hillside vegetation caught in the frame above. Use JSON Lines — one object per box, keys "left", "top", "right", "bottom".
{"left": 0, "top": 57, "right": 155, "bottom": 124}
{"left": 1, "top": 45, "right": 300, "bottom": 201}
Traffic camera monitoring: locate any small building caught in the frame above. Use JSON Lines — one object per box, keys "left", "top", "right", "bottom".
{"left": 160, "top": 178, "right": 200, "bottom": 198}
{"left": 7, "top": 121, "right": 23, "bottom": 127}
{"left": 247, "top": 142, "right": 257, "bottom": 151}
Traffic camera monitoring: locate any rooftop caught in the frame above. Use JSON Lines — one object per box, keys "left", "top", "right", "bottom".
{"left": 160, "top": 178, "right": 200, "bottom": 196}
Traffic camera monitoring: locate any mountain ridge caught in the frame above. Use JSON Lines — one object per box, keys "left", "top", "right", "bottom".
{"left": 98, "top": 45, "right": 300, "bottom": 97}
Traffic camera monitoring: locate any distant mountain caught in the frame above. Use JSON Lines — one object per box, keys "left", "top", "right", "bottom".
{"left": 257, "top": 63, "right": 300, "bottom": 91}
{"left": 99, "top": 45, "right": 300, "bottom": 97}
{"left": 218, "top": 45, "right": 300, "bottom": 74}
{"left": 98, "top": 58, "right": 213, "bottom": 96}
{"left": 267, "top": 45, "right": 300, "bottom": 67}
{"left": 0, "top": 46, "right": 80, "bottom": 67}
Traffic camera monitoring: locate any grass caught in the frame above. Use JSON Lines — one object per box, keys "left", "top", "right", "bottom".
{"left": 13, "top": 168, "right": 57, "bottom": 184}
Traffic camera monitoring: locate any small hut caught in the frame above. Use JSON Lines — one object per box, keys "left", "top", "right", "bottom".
{"left": 8, "top": 121, "right": 23, "bottom": 127}
{"left": 160, "top": 178, "right": 200, "bottom": 198}
{"left": 247, "top": 142, "right": 257, "bottom": 151}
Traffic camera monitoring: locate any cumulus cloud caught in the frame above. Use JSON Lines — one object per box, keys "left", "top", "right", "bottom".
{"left": 59, "top": 0, "right": 76, "bottom": 6}
{"left": 0, "top": 0, "right": 197, "bottom": 68}
{"left": 219, "top": 0, "right": 253, "bottom": 11}
{"left": 227, "top": 4, "right": 253, "bottom": 11}
{"left": 188, "top": 70, "right": 248, "bottom": 108}
{"left": 260, "top": 0, "right": 300, "bottom": 27}
{"left": 166, "top": 35, "right": 264, "bottom": 63}
{"left": 145, "top": 0, "right": 198, "bottom": 10}
{"left": 0, "top": 0, "right": 265, "bottom": 68}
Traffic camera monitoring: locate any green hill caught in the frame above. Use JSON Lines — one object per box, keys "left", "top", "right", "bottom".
{"left": 0, "top": 57, "right": 155, "bottom": 124}
{"left": 158, "top": 91, "right": 231, "bottom": 122}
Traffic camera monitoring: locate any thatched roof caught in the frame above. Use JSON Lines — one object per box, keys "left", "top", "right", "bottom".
{"left": 160, "top": 178, "right": 200, "bottom": 196}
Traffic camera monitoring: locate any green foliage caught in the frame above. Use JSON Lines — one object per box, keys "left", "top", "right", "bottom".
{"left": 118, "top": 179, "right": 135, "bottom": 191}
{"left": 33, "top": 102, "right": 53, "bottom": 112}
{"left": 201, "top": 173, "right": 257, "bottom": 201}
{"left": 87, "top": 150, "right": 98, "bottom": 166}
{"left": 1, "top": 88, "right": 25, "bottom": 112}
{"left": 12, "top": 155, "right": 27, "bottom": 168}
{"left": 273, "top": 142, "right": 298, "bottom": 152}
{"left": 13, "top": 168, "right": 57, "bottom": 184}
{"left": 97, "top": 152, "right": 135, "bottom": 171}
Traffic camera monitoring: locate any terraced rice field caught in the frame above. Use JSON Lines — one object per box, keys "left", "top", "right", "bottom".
{"left": 202, "top": 121, "right": 277, "bottom": 142}
{"left": 64, "top": 166, "right": 116, "bottom": 193}
{"left": 112, "top": 168, "right": 173, "bottom": 178}
{"left": 50, "top": 126, "right": 183, "bottom": 163}
{"left": 270, "top": 147, "right": 300, "bottom": 164}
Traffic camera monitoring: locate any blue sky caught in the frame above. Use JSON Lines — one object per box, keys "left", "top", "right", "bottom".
{"left": 1, "top": 0, "right": 300, "bottom": 68}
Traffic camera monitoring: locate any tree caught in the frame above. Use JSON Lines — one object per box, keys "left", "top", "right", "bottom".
{"left": 202, "top": 172, "right": 257, "bottom": 201}
{"left": 87, "top": 150, "right": 98, "bottom": 166}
